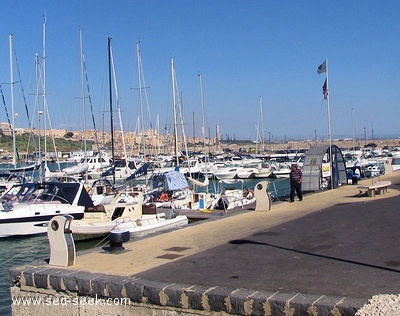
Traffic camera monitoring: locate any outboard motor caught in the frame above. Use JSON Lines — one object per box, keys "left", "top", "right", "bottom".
{"left": 254, "top": 181, "right": 272, "bottom": 211}
{"left": 48, "top": 215, "right": 76, "bottom": 267}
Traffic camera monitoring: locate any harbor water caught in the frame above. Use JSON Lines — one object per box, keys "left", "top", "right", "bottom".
{"left": 0, "top": 177, "right": 290, "bottom": 316}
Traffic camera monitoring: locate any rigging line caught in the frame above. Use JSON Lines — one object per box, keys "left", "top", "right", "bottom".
{"left": 137, "top": 45, "right": 153, "bottom": 129}
{"left": 13, "top": 45, "right": 35, "bottom": 138}
{"left": 36, "top": 61, "right": 61, "bottom": 170}
{"left": 0, "top": 83, "right": 19, "bottom": 160}
{"left": 110, "top": 44, "right": 128, "bottom": 164}
{"left": 82, "top": 54, "right": 101, "bottom": 152}
{"left": 13, "top": 45, "right": 38, "bottom": 160}
{"left": 0, "top": 83, "right": 12, "bottom": 127}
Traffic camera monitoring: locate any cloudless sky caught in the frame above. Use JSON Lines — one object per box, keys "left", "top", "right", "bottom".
{"left": 0, "top": 0, "right": 399, "bottom": 142}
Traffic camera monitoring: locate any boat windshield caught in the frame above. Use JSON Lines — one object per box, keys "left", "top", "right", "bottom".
{"left": 1, "top": 182, "right": 81, "bottom": 205}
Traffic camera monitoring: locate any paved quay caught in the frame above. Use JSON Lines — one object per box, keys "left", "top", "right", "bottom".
{"left": 10, "top": 171, "right": 400, "bottom": 315}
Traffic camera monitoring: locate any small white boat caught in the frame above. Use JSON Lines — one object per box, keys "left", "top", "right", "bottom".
{"left": 391, "top": 156, "right": 400, "bottom": 171}
{"left": 62, "top": 162, "right": 89, "bottom": 176}
{"left": 213, "top": 166, "right": 242, "bottom": 180}
{"left": 253, "top": 162, "right": 273, "bottom": 178}
{"left": 272, "top": 163, "right": 291, "bottom": 178}
{"left": 210, "top": 179, "right": 256, "bottom": 211}
{"left": 116, "top": 211, "right": 188, "bottom": 238}
{"left": 71, "top": 221, "right": 117, "bottom": 240}
{"left": 71, "top": 190, "right": 188, "bottom": 241}
{"left": 86, "top": 178, "right": 117, "bottom": 206}
{"left": 363, "top": 164, "right": 384, "bottom": 178}
{"left": 236, "top": 167, "right": 257, "bottom": 179}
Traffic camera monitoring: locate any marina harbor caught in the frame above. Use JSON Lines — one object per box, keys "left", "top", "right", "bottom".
{"left": 1, "top": 141, "right": 400, "bottom": 315}
{"left": 6, "top": 166, "right": 400, "bottom": 315}
{"left": 1, "top": 2, "right": 400, "bottom": 315}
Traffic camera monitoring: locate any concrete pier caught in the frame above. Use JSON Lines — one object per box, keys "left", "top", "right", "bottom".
{"left": 9, "top": 171, "right": 400, "bottom": 315}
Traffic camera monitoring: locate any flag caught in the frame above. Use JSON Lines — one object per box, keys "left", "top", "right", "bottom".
{"left": 322, "top": 78, "right": 328, "bottom": 99}
{"left": 317, "top": 60, "right": 326, "bottom": 74}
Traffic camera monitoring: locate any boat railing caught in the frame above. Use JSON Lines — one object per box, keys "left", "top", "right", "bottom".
{"left": 32, "top": 192, "right": 70, "bottom": 204}
{"left": 268, "top": 178, "right": 290, "bottom": 201}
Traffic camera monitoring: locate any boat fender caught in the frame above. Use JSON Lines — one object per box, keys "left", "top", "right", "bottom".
{"left": 160, "top": 192, "right": 169, "bottom": 202}
{"left": 216, "top": 196, "right": 229, "bottom": 210}
{"left": 243, "top": 189, "right": 254, "bottom": 199}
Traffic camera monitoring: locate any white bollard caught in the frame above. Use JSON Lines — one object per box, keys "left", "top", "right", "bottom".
{"left": 254, "top": 181, "right": 272, "bottom": 211}
{"left": 48, "top": 215, "right": 76, "bottom": 267}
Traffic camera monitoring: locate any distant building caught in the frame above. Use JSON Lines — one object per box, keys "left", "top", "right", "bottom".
{"left": 0, "top": 122, "right": 25, "bottom": 136}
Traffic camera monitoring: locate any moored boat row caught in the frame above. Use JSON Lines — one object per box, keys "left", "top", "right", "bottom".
{"left": 1, "top": 141, "right": 398, "bottom": 240}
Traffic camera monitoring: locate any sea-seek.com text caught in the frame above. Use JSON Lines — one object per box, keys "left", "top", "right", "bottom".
{"left": 12, "top": 294, "right": 131, "bottom": 307}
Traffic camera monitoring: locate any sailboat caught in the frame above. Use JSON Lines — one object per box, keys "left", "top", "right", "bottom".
{"left": 70, "top": 39, "right": 188, "bottom": 240}
{"left": 143, "top": 61, "right": 213, "bottom": 210}
{"left": 7, "top": 34, "right": 40, "bottom": 174}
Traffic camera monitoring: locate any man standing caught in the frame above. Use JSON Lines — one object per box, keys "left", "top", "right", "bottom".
{"left": 289, "top": 164, "right": 303, "bottom": 202}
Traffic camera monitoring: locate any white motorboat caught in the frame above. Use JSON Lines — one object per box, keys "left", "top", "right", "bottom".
{"left": 0, "top": 173, "right": 24, "bottom": 197}
{"left": 178, "top": 159, "right": 203, "bottom": 178}
{"left": 0, "top": 181, "right": 89, "bottom": 237}
{"left": 71, "top": 190, "right": 188, "bottom": 240}
{"left": 253, "top": 162, "right": 273, "bottom": 178}
{"left": 213, "top": 166, "right": 242, "bottom": 180}
{"left": 363, "top": 163, "right": 384, "bottom": 178}
{"left": 236, "top": 167, "right": 257, "bottom": 179}
{"left": 86, "top": 178, "right": 117, "bottom": 206}
{"left": 272, "top": 163, "right": 292, "bottom": 178}
{"left": 79, "top": 152, "right": 113, "bottom": 179}
{"left": 391, "top": 156, "right": 400, "bottom": 171}
{"left": 62, "top": 162, "right": 89, "bottom": 176}
{"left": 210, "top": 179, "right": 256, "bottom": 211}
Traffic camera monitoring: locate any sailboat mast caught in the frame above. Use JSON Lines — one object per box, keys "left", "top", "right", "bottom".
{"left": 35, "top": 53, "right": 42, "bottom": 166}
{"left": 110, "top": 45, "right": 128, "bottom": 171}
{"left": 198, "top": 74, "right": 206, "bottom": 154}
{"left": 108, "top": 37, "right": 115, "bottom": 184}
{"left": 259, "top": 96, "right": 265, "bottom": 152}
{"left": 42, "top": 16, "right": 48, "bottom": 171}
{"left": 170, "top": 58, "right": 179, "bottom": 167}
{"left": 80, "top": 29, "right": 88, "bottom": 183}
{"left": 80, "top": 30, "right": 87, "bottom": 163}
{"left": 136, "top": 42, "right": 145, "bottom": 156}
{"left": 9, "top": 34, "right": 17, "bottom": 167}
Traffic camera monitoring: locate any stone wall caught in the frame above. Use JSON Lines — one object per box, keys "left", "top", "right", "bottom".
{"left": 9, "top": 264, "right": 362, "bottom": 315}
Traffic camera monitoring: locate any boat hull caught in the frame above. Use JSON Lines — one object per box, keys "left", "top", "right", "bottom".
{"left": 72, "top": 214, "right": 188, "bottom": 241}
{"left": 0, "top": 209, "right": 84, "bottom": 237}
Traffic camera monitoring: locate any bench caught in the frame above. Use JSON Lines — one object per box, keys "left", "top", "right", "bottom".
{"left": 357, "top": 181, "right": 391, "bottom": 197}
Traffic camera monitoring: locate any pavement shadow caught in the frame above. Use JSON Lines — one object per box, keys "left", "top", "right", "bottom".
{"left": 229, "top": 239, "right": 400, "bottom": 273}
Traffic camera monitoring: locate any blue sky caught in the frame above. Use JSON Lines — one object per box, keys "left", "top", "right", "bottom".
{"left": 0, "top": 1, "right": 399, "bottom": 141}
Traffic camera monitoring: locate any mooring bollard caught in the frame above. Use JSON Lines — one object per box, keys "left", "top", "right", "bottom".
{"left": 48, "top": 215, "right": 76, "bottom": 267}
{"left": 104, "top": 230, "right": 130, "bottom": 252}
{"left": 254, "top": 181, "right": 272, "bottom": 211}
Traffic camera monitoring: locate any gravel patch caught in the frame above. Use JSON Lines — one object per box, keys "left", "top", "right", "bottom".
{"left": 356, "top": 294, "right": 400, "bottom": 316}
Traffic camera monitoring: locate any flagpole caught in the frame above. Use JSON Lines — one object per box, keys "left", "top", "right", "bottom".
{"left": 317, "top": 59, "right": 333, "bottom": 189}
{"left": 325, "top": 59, "right": 333, "bottom": 189}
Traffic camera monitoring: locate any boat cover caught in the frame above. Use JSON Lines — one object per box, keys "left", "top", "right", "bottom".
{"left": 152, "top": 170, "right": 189, "bottom": 191}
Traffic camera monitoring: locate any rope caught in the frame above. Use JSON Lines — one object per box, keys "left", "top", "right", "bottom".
{"left": 0, "top": 237, "right": 47, "bottom": 265}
